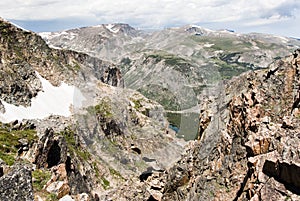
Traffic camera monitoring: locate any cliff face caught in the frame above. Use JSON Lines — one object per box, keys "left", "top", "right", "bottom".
{"left": 0, "top": 19, "right": 185, "bottom": 201}
{"left": 0, "top": 18, "right": 122, "bottom": 108}
{"left": 158, "top": 50, "right": 300, "bottom": 200}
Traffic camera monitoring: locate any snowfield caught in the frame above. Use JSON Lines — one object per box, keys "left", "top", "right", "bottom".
{"left": 0, "top": 72, "right": 85, "bottom": 123}
{"left": 105, "top": 24, "right": 120, "bottom": 33}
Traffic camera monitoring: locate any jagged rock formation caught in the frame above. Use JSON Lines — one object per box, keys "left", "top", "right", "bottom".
{"left": 99, "top": 50, "right": 300, "bottom": 201}
{"left": 152, "top": 50, "right": 300, "bottom": 200}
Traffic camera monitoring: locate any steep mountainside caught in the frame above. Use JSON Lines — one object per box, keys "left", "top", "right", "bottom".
{"left": 0, "top": 19, "right": 124, "bottom": 107}
{"left": 0, "top": 18, "right": 185, "bottom": 201}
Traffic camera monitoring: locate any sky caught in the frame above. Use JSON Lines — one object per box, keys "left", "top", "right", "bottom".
{"left": 1, "top": 0, "right": 299, "bottom": 38}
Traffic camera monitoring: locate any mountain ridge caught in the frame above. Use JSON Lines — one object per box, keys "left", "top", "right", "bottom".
{"left": 0, "top": 18, "right": 300, "bottom": 201}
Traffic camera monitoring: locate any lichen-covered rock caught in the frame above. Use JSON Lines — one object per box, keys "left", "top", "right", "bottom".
{"left": 0, "top": 163, "right": 33, "bottom": 201}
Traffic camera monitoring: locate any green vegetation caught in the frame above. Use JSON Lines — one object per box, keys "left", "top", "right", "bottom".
{"left": 93, "top": 162, "right": 100, "bottom": 177}
{"left": 87, "top": 97, "right": 113, "bottom": 119}
{"left": 46, "top": 193, "right": 58, "bottom": 201}
{"left": 146, "top": 54, "right": 163, "bottom": 63}
{"left": 138, "top": 85, "right": 181, "bottom": 111}
{"left": 146, "top": 53, "right": 191, "bottom": 73}
{"left": 101, "top": 177, "right": 110, "bottom": 190}
{"left": 73, "top": 62, "right": 81, "bottom": 71}
{"left": 166, "top": 113, "right": 181, "bottom": 128}
{"left": 255, "top": 41, "right": 282, "bottom": 50}
{"left": 121, "top": 57, "right": 132, "bottom": 65}
{"left": 131, "top": 98, "right": 143, "bottom": 110}
{"left": 120, "top": 57, "right": 132, "bottom": 73}
{"left": 211, "top": 58, "right": 248, "bottom": 79}
{"left": 109, "top": 167, "right": 124, "bottom": 180}
{"left": 192, "top": 85, "right": 207, "bottom": 95}
{"left": 65, "top": 61, "right": 81, "bottom": 72}
{"left": 0, "top": 124, "right": 37, "bottom": 165}
{"left": 130, "top": 97, "right": 151, "bottom": 116}
{"left": 60, "top": 127, "right": 91, "bottom": 161}
{"left": 167, "top": 112, "right": 200, "bottom": 141}
{"left": 134, "top": 160, "right": 148, "bottom": 169}
{"left": 32, "top": 169, "right": 52, "bottom": 191}
{"left": 191, "top": 36, "right": 252, "bottom": 52}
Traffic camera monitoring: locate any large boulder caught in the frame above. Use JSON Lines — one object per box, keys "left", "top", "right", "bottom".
{"left": 0, "top": 163, "right": 33, "bottom": 201}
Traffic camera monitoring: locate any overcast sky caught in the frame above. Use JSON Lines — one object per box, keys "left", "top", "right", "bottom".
{"left": 1, "top": 0, "right": 299, "bottom": 37}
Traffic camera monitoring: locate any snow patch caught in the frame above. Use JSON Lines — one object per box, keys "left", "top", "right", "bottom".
{"left": 203, "top": 43, "right": 214, "bottom": 48}
{"left": 188, "top": 25, "right": 214, "bottom": 33}
{"left": 105, "top": 24, "right": 120, "bottom": 33}
{"left": 39, "top": 32, "right": 52, "bottom": 38}
{"left": 0, "top": 72, "right": 86, "bottom": 123}
{"left": 39, "top": 31, "right": 77, "bottom": 40}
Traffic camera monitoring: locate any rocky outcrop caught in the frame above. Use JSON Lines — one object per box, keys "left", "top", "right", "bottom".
{"left": 0, "top": 18, "right": 122, "bottom": 107}
{"left": 0, "top": 100, "right": 5, "bottom": 113}
{"left": 0, "top": 163, "right": 33, "bottom": 201}
{"left": 146, "top": 50, "right": 300, "bottom": 201}
{"left": 33, "top": 128, "right": 68, "bottom": 169}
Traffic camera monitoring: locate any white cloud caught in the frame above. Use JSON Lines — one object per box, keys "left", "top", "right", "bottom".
{"left": 1, "top": 0, "right": 300, "bottom": 36}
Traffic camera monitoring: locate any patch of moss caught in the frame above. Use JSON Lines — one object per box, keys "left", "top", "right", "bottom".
{"left": 60, "top": 127, "right": 76, "bottom": 148}
{"left": 60, "top": 127, "right": 91, "bottom": 160}
{"left": 109, "top": 167, "right": 124, "bottom": 180}
{"left": 0, "top": 125, "right": 37, "bottom": 165}
{"left": 32, "top": 169, "right": 52, "bottom": 191}
{"left": 76, "top": 149, "right": 91, "bottom": 161}
{"left": 131, "top": 99, "right": 143, "bottom": 110}
{"left": 73, "top": 62, "right": 81, "bottom": 70}
{"left": 92, "top": 162, "right": 100, "bottom": 177}
{"left": 101, "top": 177, "right": 110, "bottom": 190}
{"left": 46, "top": 193, "right": 58, "bottom": 201}
{"left": 88, "top": 97, "right": 113, "bottom": 119}
{"left": 0, "top": 152, "right": 15, "bottom": 166}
